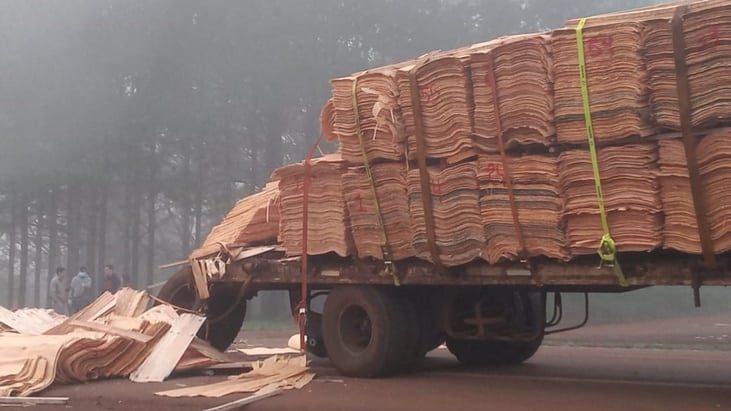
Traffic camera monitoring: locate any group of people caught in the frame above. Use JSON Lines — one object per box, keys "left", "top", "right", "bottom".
{"left": 47, "top": 264, "right": 124, "bottom": 315}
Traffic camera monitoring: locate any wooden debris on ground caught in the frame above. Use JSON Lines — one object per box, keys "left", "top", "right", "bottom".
{"left": 0, "top": 396, "right": 69, "bottom": 406}
{"left": 202, "top": 388, "right": 283, "bottom": 411}
{"left": 156, "top": 355, "right": 313, "bottom": 398}
{"left": 0, "top": 307, "right": 65, "bottom": 335}
{"left": 238, "top": 347, "right": 299, "bottom": 356}
{"left": 0, "top": 290, "right": 230, "bottom": 397}
{"left": 273, "top": 154, "right": 353, "bottom": 257}
{"left": 130, "top": 313, "right": 206, "bottom": 383}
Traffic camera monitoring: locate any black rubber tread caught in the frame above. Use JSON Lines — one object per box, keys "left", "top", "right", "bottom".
{"left": 322, "top": 286, "right": 413, "bottom": 378}
{"left": 305, "top": 311, "right": 328, "bottom": 358}
{"left": 446, "top": 291, "right": 545, "bottom": 367}
{"left": 204, "top": 284, "right": 247, "bottom": 351}
{"left": 157, "top": 266, "right": 246, "bottom": 351}
{"left": 446, "top": 333, "right": 543, "bottom": 366}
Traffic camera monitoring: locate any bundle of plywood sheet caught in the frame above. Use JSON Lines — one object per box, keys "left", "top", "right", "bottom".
{"left": 397, "top": 52, "right": 475, "bottom": 163}
{"left": 272, "top": 154, "right": 353, "bottom": 257}
{"left": 407, "top": 162, "right": 485, "bottom": 266}
{"left": 330, "top": 63, "right": 409, "bottom": 164}
{"left": 191, "top": 181, "right": 280, "bottom": 260}
{"left": 477, "top": 154, "right": 568, "bottom": 263}
{"left": 342, "top": 162, "right": 415, "bottom": 260}
{"left": 657, "top": 129, "right": 731, "bottom": 253}
{"left": 558, "top": 144, "right": 662, "bottom": 256}
{"left": 470, "top": 34, "right": 555, "bottom": 152}
{"left": 643, "top": 1, "right": 731, "bottom": 130}
{"left": 552, "top": 18, "right": 655, "bottom": 144}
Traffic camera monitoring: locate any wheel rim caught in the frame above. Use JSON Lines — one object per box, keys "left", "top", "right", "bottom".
{"left": 338, "top": 304, "right": 372, "bottom": 354}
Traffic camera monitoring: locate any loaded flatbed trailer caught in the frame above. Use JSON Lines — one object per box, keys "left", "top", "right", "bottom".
{"left": 223, "top": 247, "right": 731, "bottom": 289}
{"left": 157, "top": 245, "right": 729, "bottom": 378}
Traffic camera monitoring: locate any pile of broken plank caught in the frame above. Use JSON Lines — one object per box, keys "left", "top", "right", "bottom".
{"left": 0, "top": 289, "right": 313, "bottom": 404}
{"left": 192, "top": 0, "right": 731, "bottom": 271}
{"left": 0, "top": 288, "right": 224, "bottom": 397}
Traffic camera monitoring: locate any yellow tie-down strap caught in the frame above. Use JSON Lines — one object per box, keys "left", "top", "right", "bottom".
{"left": 575, "top": 18, "right": 628, "bottom": 287}
{"left": 351, "top": 79, "right": 400, "bottom": 286}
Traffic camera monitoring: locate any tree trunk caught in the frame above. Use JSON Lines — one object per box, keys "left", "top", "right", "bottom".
{"left": 180, "top": 137, "right": 192, "bottom": 257}
{"left": 264, "top": 111, "right": 284, "bottom": 183}
{"left": 123, "top": 144, "right": 132, "bottom": 281}
{"left": 66, "top": 183, "right": 81, "bottom": 279}
{"left": 193, "top": 144, "right": 204, "bottom": 248}
{"left": 86, "top": 184, "right": 98, "bottom": 293}
{"left": 19, "top": 192, "right": 29, "bottom": 308}
{"left": 47, "top": 188, "right": 58, "bottom": 303}
{"left": 248, "top": 132, "right": 259, "bottom": 195}
{"left": 7, "top": 191, "right": 16, "bottom": 309}
{"left": 146, "top": 141, "right": 158, "bottom": 286}
{"left": 97, "top": 182, "right": 108, "bottom": 294}
{"left": 130, "top": 163, "right": 141, "bottom": 288}
{"left": 33, "top": 195, "right": 44, "bottom": 307}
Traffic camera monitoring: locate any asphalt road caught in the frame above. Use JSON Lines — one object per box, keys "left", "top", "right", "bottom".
{"left": 27, "top": 316, "right": 731, "bottom": 411}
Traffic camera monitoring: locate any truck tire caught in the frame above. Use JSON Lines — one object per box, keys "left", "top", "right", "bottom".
{"left": 446, "top": 334, "right": 543, "bottom": 366}
{"left": 446, "top": 291, "right": 545, "bottom": 366}
{"left": 157, "top": 266, "right": 247, "bottom": 351}
{"left": 322, "top": 286, "right": 416, "bottom": 377}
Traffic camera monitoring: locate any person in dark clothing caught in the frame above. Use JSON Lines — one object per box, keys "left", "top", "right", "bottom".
{"left": 69, "top": 266, "right": 93, "bottom": 312}
{"left": 102, "top": 264, "right": 121, "bottom": 294}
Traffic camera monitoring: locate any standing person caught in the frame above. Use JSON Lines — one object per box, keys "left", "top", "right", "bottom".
{"left": 102, "top": 264, "right": 121, "bottom": 294}
{"left": 69, "top": 266, "right": 93, "bottom": 313}
{"left": 47, "top": 266, "right": 69, "bottom": 315}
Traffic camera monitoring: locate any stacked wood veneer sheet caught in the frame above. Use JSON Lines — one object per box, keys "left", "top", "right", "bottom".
{"left": 398, "top": 52, "right": 475, "bottom": 163}
{"left": 558, "top": 144, "right": 663, "bottom": 255}
{"left": 553, "top": 18, "right": 655, "bottom": 143}
{"left": 658, "top": 129, "right": 731, "bottom": 253}
{"left": 272, "top": 154, "right": 353, "bottom": 257}
{"left": 644, "top": 1, "right": 731, "bottom": 129}
{"left": 470, "top": 34, "right": 555, "bottom": 152}
{"left": 342, "top": 162, "right": 415, "bottom": 260}
{"left": 279, "top": 0, "right": 731, "bottom": 268}
{"left": 478, "top": 154, "right": 568, "bottom": 263}
{"left": 191, "top": 182, "right": 280, "bottom": 259}
{"left": 407, "top": 162, "right": 485, "bottom": 266}
{"left": 331, "top": 63, "right": 410, "bottom": 163}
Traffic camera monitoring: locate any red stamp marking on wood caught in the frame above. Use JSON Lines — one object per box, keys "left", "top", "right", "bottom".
{"left": 431, "top": 180, "right": 442, "bottom": 196}
{"left": 699, "top": 27, "right": 720, "bottom": 49}
{"left": 420, "top": 83, "right": 436, "bottom": 103}
{"left": 485, "top": 162, "right": 506, "bottom": 184}
{"left": 587, "top": 35, "right": 613, "bottom": 59}
{"left": 348, "top": 193, "right": 366, "bottom": 213}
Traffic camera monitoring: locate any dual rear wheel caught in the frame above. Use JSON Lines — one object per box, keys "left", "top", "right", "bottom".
{"left": 321, "top": 286, "right": 544, "bottom": 377}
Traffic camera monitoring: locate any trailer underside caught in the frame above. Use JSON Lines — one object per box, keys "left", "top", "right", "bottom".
{"left": 218, "top": 246, "right": 731, "bottom": 290}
